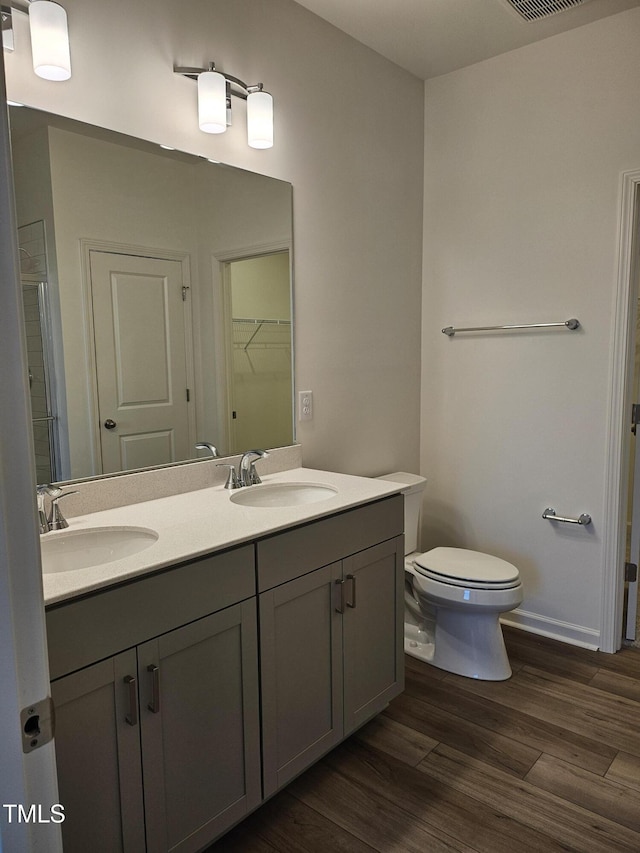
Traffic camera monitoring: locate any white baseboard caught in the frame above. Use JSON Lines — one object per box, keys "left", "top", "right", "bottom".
{"left": 501, "top": 608, "right": 601, "bottom": 651}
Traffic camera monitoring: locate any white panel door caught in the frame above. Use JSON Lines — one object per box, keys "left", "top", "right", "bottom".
{"left": 89, "top": 251, "right": 191, "bottom": 474}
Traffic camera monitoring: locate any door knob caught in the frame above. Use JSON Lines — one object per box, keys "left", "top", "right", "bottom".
{"left": 104, "top": 419, "right": 117, "bottom": 430}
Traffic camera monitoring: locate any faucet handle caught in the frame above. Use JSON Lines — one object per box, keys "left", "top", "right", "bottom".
{"left": 48, "top": 490, "right": 79, "bottom": 531}
{"left": 216, "top": 464, "right": 240, "bottom": 490}
{"left": 38, "top": 483, "right": 60, "bottom": 498}
{"left": 36, "top": 487, "right": 50, "bottom": 534}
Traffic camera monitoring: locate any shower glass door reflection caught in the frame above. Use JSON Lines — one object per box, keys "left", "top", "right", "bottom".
{"left": 22, "top": 278, "right": 60, "bottom": 484}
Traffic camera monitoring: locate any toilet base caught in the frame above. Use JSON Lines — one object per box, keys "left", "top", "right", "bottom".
{"left": 403, "top": 612, "right": 513, "bottom": 681}
{"left": 432, "top": 609, "right": 512, "bottom": 681}
{"left": 404, "top": 622, "right": 435, "bottom": 663}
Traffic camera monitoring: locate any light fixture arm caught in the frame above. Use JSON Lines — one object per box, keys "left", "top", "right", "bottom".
{"left": 174, "top": 63, "right": 264, "bottom": 101}
{"left": 1, "top": 1, "right": 28, "bottom": 52}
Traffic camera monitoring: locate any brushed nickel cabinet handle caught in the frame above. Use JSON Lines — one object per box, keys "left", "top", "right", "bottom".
{"left": 147, "top": 664, "right": 160, "bottom": 714}
{"left": 124, "top": 675, "right": 138, "bottom": 726}
{"left": 346, "top": 574, "right": 356, "bottom": 608}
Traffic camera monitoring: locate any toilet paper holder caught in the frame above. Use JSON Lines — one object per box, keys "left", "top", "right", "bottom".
{"left": 542, "top": 507, "right": 592, "bottom": 526}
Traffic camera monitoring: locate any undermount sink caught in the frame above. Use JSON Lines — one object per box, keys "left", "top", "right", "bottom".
{"left": 41, "top": 526, "right": 158, "bottom": 573}
{"left": 229, "top": 482, "right": 338, "bottom": 508}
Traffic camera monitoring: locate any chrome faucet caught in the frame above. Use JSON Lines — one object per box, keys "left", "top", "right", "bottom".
{"left": 239, "top": 450, "right": 269, "bottom": 487}
{"left": 195, "top": 442, "right": 219, "bottom": 458}
{"left": 37, "top": 485, "right": 78, "bottom": 533}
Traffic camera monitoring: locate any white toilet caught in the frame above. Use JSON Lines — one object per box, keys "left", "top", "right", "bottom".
{"left": 378, "top": 472, "right": 523, "bottom": 681}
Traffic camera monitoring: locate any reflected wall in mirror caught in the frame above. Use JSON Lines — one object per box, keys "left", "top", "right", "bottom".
{"left": 9, "top": 107, "right": 294, "bottom": 484}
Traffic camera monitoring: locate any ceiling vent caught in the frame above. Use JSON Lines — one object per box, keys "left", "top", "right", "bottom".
{"left": 504, "top": 0, "right": 593, "bottom": 21}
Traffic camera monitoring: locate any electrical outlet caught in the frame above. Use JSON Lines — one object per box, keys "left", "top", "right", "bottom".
{"left": 298, "top": 390, "right": 313, "bottom": 421}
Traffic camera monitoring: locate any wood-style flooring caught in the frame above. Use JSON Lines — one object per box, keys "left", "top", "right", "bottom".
{"left": 211, "top": 627, "right": 640, "bottom": 852}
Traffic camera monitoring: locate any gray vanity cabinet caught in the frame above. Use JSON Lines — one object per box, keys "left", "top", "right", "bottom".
{"left": 46, "top": 494, "right": 405, "bottom": 848}
{"left": 46, "top": 546, "right": 260, "bottom": 853}
{"left": 138, "top": 601, "right": 261, "bottom": 853}
{"left": 342, "top": 538, "right": 405, "bottom": 733}
{"left": 257, "top": 496, "right": 404, "bottom": 797}
{"left": 51, "top": 650, "right": 146, "bottom": 853}
{"left": 259, "top": 561, "right": 345, "bottom": 795}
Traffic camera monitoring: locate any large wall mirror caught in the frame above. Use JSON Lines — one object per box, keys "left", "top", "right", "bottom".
{"left": 9, "top": 106, "right": 294, "bottom": 485}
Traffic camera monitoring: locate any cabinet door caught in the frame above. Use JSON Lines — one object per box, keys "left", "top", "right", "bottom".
{"left": 51, "top": 649, "right": 145, "bottom": 853}
{"left": 138, "top": 600, "right": 261, "bottom": 853}
{"left": 342, "top": 537, "right": 405, "bottom": 735}
{"left": 260, "top": 561, "right": 344, "bottom": 797}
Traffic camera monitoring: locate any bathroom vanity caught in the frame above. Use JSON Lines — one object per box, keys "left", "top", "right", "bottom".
{"left": 43, "top": 469, "right": 404, "bottom": 853}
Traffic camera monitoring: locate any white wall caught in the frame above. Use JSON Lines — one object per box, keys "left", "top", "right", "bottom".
{"left": 421, "top": 8, "right": 640, "bottom": 647}
{"left": 4, "top": 0, "right": 424, "bottom": 478}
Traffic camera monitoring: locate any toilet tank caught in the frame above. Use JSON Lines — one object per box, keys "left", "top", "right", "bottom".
{"left": 377, "top": 472, "right": 427, "bottom": 555}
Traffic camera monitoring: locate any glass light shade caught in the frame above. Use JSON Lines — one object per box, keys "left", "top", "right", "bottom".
{"left": 198, "top": 71, "right": 227, "bottom": 134}
{"left": 29, "top": 1, "right": 71, "bottom": 81}
{"left": 247, "top": 91, "right": 273, "bottom": 149}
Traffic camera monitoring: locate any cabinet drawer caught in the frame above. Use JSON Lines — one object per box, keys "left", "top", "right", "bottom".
{"left": 47, "top": 545, "right": 255, "bottom": 680}
{"left": 257, "top": 495, "right": 403, "bottom": 591}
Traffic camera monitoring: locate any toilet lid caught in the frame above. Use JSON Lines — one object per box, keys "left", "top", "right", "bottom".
{"left": 413, "top": 547, "right": 520, "bottom": 586}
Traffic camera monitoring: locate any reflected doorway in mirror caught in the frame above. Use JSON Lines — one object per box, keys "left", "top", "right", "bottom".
{"left": 223, "top": 251, "right": 293, "bottom": 455}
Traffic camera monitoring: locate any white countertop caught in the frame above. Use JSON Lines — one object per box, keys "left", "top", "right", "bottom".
{"left": 42, "top": 468, "right": 404, "bottom": 606}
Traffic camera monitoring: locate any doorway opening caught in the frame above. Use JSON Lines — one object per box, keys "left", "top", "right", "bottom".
{"left": 222, "top": 251, "right": 293, "bottom": 456}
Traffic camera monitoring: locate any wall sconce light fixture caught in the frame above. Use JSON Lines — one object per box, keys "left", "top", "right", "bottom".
{"left": 175, "top": 62, "right": 274, "bottom": 149}
{"left": 2, "top": 0, "right": 71, "bottom": 81}
{"left": 29, "top": 0, "right": 71, "bottom": 80}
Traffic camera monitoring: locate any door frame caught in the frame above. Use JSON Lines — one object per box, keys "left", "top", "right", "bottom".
{"left": 602, "top": 169, "right": 640, "bottom": 652}
{"left": 80, "top": 240, "right": 196, "bottom": 475}
{"left": 0, "top": 61, "right": 63, "bottom": 851}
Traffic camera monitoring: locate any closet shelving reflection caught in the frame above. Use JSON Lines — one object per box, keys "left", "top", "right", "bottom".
{"left": 232, "top": 317, "right": 292, "bottom": 352}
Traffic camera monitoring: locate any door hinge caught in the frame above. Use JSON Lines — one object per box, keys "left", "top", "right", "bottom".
{"left": 20, "top": 697, "right": 55, "bottom": 753}
{"left": 181, "top": 286, "right": 190, "bottom": 302}
{"left": 632, "top": 403, "right": 640, "bottom": 435}
{"left": 625, "top": 562, "right": 638, "bottom": 583}
{"left": 186, "top": 388, "right": 190, "bottom": 402}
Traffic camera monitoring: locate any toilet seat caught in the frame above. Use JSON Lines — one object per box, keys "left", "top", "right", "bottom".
{"left": 413, "top": 547, "right": 520, "bottom": 590}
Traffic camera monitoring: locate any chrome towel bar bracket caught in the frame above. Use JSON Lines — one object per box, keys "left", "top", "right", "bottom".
{"left": 542, "top": 507, "right": 591, "bottom": 526}
{"left": 442, "top": 319, "right": 580, "bottom": 336}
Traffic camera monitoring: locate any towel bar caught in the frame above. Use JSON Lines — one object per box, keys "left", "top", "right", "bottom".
{"left": 542, "top": 507, "right": 591, "bottom": 526}
{"left": 442, "top": 319, "right": 580, "bottom": 336}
